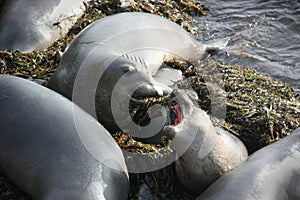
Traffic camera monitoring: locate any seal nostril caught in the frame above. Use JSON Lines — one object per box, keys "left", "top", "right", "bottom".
{"left": 163, "top": 89, "right": 170, "bottom": 96}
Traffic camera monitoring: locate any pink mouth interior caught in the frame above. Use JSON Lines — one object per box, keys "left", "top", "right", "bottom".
{"left": 173, "top": 104, "right": 182, "bottom": 125}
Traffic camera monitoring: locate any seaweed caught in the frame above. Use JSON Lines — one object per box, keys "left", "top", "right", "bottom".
{"left": 1, "top": 0, "right": 300, "bottom": 199}
{"left": 187, "top": 61, "right": 300, "bottom": 153}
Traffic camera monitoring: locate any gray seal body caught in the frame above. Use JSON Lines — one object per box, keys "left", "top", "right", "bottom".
{"left": 0, "top": 0, "right": 88, "bottom": 52}
{"left": 162, "top": 98, "right": 248, "bottom": 195}
{"left": 0, "top": 75, "right": 129, "bottom": 200}
{"left": 176, "top": 125, "right": 248, "bottom": 195}
{"left": 197, "top": 128, "right": 300, "bottom": 200}
{"left": 47, "top": 12, "right": 209, "bottom": 135}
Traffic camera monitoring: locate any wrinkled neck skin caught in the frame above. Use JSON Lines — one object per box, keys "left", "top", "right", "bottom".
{"left": 197, "top": 128, "right": 300, "bottom": 200}
{"left": 48, "top": 12, "right": 208, "bottom": 94}
{"left": 81, "top": 12, "right": 207, "bottom": 65}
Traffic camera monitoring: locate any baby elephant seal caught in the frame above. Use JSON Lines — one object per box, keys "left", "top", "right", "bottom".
{"left": 47, "top": 12, "right": 214, "bottom": 141}
{"left": 0, "top": 0, "right": 89, "bottom": 52}
{"left": 197, "top": 128, "right": 300, "bottom": 200}
{"left": 0, "top": 75, "right": 129, "bottom": 200}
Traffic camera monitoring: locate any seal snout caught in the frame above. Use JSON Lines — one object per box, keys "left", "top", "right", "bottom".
{"left": 131, "top": 83, "right": 170, "bottom": 100}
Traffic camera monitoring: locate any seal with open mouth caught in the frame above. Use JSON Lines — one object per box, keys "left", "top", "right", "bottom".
{"left": 47, "top": 12, "right": 216, "bottom": 141}
{"left": 155, "top": 91, "right": 248, "bottom": 195}
{"left": 0, "top": 75, "right": 129, "bottom": 200}
{"left": 0, "top": 0, "right": 89, "bottom": 52}
{"left": 197, "top": 128, "right": 300, "bottom": 200}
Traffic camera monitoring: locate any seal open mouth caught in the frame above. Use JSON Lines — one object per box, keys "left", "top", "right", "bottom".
{"left": 165, "top": 96, "right": 183, "bottom": 127}
{"left": 169, "top": 99, "right": 183, "bottom": 126}
{"left": 113, "top": 92, "right": 186, "bottom": 155}
{"left": 130, "top": 94, "right": 182, "bottom": 126}
{"left": 128, "top": 93, "right": 183, "bottom": 144}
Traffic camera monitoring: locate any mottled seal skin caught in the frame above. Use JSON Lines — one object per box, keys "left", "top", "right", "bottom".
{"left": 47, "top": 12, "right": 209, "bottom": 135}
{"left": 0, "top": 0, "right": 88, "bottom": 52}
{"left": 163, "top": 96, "right": 248, "bottom": 195}
{"left": 0, "top": 75, "right": 129, "bottom": 200}
{"left": 197, "top": 128, "right": 300, "bottom": 200}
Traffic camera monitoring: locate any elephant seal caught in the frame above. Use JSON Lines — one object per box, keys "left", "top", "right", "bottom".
{"left": 0, "top": 75, "right": 129, "bottom": 200}
{"left": 197, "top": 128, "right": 300, "bottom": 200}
{"left": 47, "top": 12, "right": 214, "bottom": 140}
{"left": 166, "top": 101, "right": 248, "bottom": 195}
{"left": 0, "top": 0, "right": 89, "bottom": 52}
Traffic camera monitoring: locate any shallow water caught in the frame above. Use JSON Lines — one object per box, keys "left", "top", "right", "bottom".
{"left": 195, "top": 0, "right": 300, "bottom": 91}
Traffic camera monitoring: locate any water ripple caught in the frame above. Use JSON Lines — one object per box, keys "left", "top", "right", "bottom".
{"left": 195, "top": 0, "right": 300, "bottom": 90}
